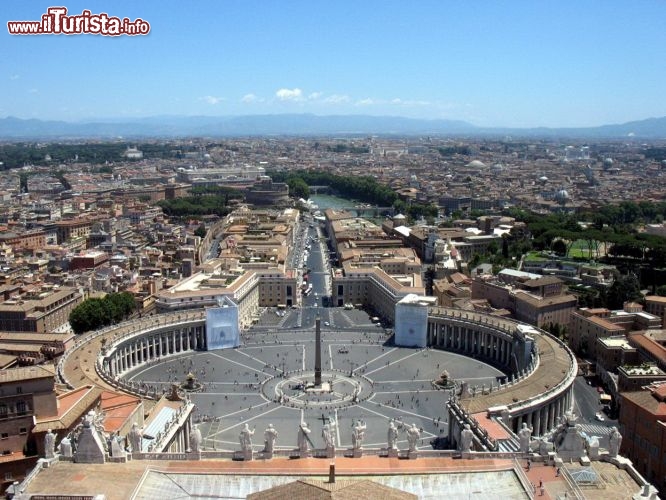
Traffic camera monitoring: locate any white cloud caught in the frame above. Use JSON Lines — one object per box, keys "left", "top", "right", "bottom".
{"left": 201, "top": 95, "right": 223, "bottom": 105}
{"left": 390, "top": 98, "right": 431, "bottom": 106}
{"left": 275, "top": 88, "right": 303, "bottom": 101}
{"left": 355, "top": 98, "right": 375, "bottom": 106}
{"left": 308, "top": 92, "right": 323, "bottom": 100}
{"left": 9, "top": 74, "right": 20, "bottom": 80}
{"left": 323, "top": 94, "right": 350, "bottom": 104}
{"left": 241, "top": 93, "right": 260, "bottom": 103}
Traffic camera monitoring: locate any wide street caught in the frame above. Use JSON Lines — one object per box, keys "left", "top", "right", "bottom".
{"left": 572, "top": 375, "right": 619, "bottom": 448}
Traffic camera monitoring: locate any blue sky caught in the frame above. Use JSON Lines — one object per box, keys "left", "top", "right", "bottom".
{"left": 2, "top": 1, "right": 666, "bottom": 127}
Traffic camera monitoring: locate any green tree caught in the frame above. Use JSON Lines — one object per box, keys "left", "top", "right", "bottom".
{"left": 501, "top": 236, "right": 510, "bottom": 259}
{"left": 194, "top": 223, "right": 207, "bottom": 238}
{"left": 287, "top": 177, "right": 310, "bottom": 199}
{"left": 69, "top": 292, "right": 136, "bottom": 335}
{"left": 551, "top": 239, "right": 567, "bottom": 256}
{"left": 606, "top": 273, "right": 641, "bottom": 309}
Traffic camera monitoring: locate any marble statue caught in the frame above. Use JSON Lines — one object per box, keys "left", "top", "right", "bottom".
{"left": 108, "top": 432, "right": 125, "bottom": 458}
{"left": 239, "top": 423, "right": 255, "bottom": 452}
{"left": 263, "top": 424, "right": 278, "bottom": 454}
{"left": 608, "top": 426, "right": 622, "bottom": 458}
{"left": 587, "top": 434, "right": 600, "bottom": 460}
{"left": 127, "top": 423, "right": 143, "bottom": 453}
{"left": 518, "top": 422, "right": 532, "bottom": 453}
{"left": 44, "top": 429, "right": 56, "bottom": 459}
{"left": 190, "top": 424, "right": 202, "bottom": 453}
{"left": 387, "top": 420, "right": 399, "bottom": 450}
{"left": 297, "top": 421, "right": 312, "bottom": 454}
{"left": 73, "top": 411, "right": 106, "bottom": 464}
{"left": 552, "top": 411, "right": 587, "bottom": 460}
{"left": 322, "top": 419, "right": 336, "bottom": 450}
{"left": 460, "top": 423, "right": 474, "bottom": 452}
{"left": 538, "top": 436, "right": 553, "bottom": 456}
{"left": 406, "top": 423, "right": 421, "bottom": 452}
{"left": 83, "top": 410, "right": 95, "bottom": 428}
{"left": 351, "top": 420, "right": 366, "bottom": 450}
{"left": 59, "top": 436, "right": 73, "bottom": 458}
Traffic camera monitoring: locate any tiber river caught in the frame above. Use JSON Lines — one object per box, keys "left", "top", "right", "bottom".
{"left": 308, "top": 193, "right": 357, "bottom": 210}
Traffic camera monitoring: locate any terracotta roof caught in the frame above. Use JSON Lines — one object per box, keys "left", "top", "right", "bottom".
{"left": 472, "top": 412, "right": 511, "bottom": 440}
{"left": 0, "top": 364, "right": 55, "bottom": 384}
{"left": 0, "top": 353, "right": 17, "bottom": 368}
{"left": 621, "top": 389, "right": 666, "bottom": 417}
{"left": 628, "top": 332, "right": 666, "bottom": 364}
{"left": 247, "top": 478, "right": 416, "bottom": 500}
{"left": 33, "top": 385, "right": 102, "bottom": 432}
{"left": 99, "top": 390, "right": 142, "bottom": 433}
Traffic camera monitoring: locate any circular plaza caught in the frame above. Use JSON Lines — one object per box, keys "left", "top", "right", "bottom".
{"left": 122, "top": 325, "right": 505, "bottom": 453}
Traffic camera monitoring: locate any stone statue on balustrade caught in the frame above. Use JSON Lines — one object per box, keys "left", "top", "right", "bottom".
{"left": 189, "top": 423, "right": 202, "bottom": 453}
{"left": 108, "top": 431, "right": 126, "bottom": 458}
{"left": 406, "top": 423, "right": 421, "bottom": 453}
{"left": 263, "top": 424, "right": 278, "bottom": 455}
{"left": 552, "top": 410, "right": 586, "bottom": 461}
{"left": 538, "top": 436, "right": 553, "bottom": 457}
{"left": 387, "top": 420, "right": 399, "bottom": 451}
{"left": 73, "top": 410, "right": 106, "bottom": 464}
{"left": 586, "top": 434, "right": 600, "bottom": 460}
{"left": 351, "top": 419, "right": 366, "bottom": 451}
{"left": 322, "top": 418, "right": 336, "bottom": 457}
{"left": 297, "top": 421, "right": 312, "bottom": 456}
{"left": 459, "top": 423, "right": 474, "bottom": 452}
{"left": 239, "top": 423, "right": 254, "bottom": 458}
{"left": 59, "top": 436, "right": 73, "bottom": 458}
{"left": 127, "top": 423, "right": 143, "bottom": 453}
{"left": 608, "top": 426, "right": 622, "bottom": 458}
{"left": 518, "top": 422, "right": 532, "bottom": 453}
{"left": 44, "top": 429, "right": 56, "bottom": 459}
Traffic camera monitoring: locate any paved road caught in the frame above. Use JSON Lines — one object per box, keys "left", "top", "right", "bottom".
{"left": 572, "top": 375, "right": 618, "bottom": 447}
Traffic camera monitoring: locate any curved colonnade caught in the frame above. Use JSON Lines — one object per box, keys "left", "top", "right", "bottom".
{"left": 59, "top": 307, "right": 576, "bottom": 439}
{"left": 58, "top": 311, "right": 207, "bottom": 397}
{"left": 428, "top": 307, "right": 577, "bottom": 436}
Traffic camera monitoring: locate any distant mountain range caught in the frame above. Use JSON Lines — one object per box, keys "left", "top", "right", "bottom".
{"left": 1, "top": 114, "right": 666, "bottom": 139}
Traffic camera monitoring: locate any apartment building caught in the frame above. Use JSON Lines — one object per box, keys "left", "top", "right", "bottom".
{"left": 569, "top": 306, "right": 662, "bottom": 358}
{"left": 331, "top": 263, "right": 424, "bottom": 323}
{"left": 471, "top": 272, "right": 577, "bottom": 330}
{"left": 0, "top": 230, "right": 46, "bottom": 251}
{"left": 596, "top": 336, "right": 639, "bottom": 374}
{"left": 619, "top": 382, "right": 666, "bottom": 489}
{"left": 0, "top": 287, "right": 83, "bottom": 333}
{"left": 645, "top": 296, "right": 666, "bottom": 328}
{"left": 0, "top": 366, "right": 57, "bottom": 490}
{"left": 628, "top": 330, "right": 666, "bottom": 372}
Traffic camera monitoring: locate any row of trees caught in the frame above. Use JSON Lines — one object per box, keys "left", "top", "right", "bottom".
{"left": 0, "top": 142, "right": 209, "bottom": 170}
{"left": 504, "top": 205, "right": 666, "bottom": 268}
{"left": 156, "top": 189, "right": 243, "bottom": 217}
{"left": 69, "top": 292, "right": 136, "bottom": 335}
{"left": 270, "top": 169, "right": 438, "bottom": 222}
{"left": 269, "top": 170, "right": 399, "bottom": 207}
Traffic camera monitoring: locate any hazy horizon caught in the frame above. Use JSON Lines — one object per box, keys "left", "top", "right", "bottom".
{"left": 3, "top": 1, "right": 666, "bottom": 128}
